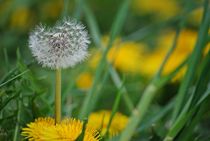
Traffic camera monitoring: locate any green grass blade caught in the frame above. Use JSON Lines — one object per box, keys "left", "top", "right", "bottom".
{"left": 123, "top": 4, "right": 200, "bottom": 42}
{"left": 172, "top": 0, "right": 210, "bottom": 120}
{"left": 0, "top": 67, "right": 17, "bottom": 84}
{"left": 104, "top": 82, "right": 124, "bottom": 139}
{"left": 12, "top": 93, "right": 22, "bottom": 141}
{"left": 83, "top": 5, "right": 102, "bottom": 47}
{"left": 0, "top": 93, "right": 19, "bottom": 111}
{"left": 79, "top": 0, "right": 131, "bottom": 119}
{"left": 0, "top": 69, "right": 29, "bottom": 88}
{"left": 118, "top": 57, "right": 188, "bottom": 141}
{"left": 62, "top": 0, "right": 70, "bottom": 17}
{"left": 83, "top": 3, "right": 134, "bottom": 113}
{"left": 155, "top": 28, "right": 181, "bottom": 79}
{"left": 137, "top": 99, "right": 174, "bottom": 132}
{"left": 164, "top": 44, "right": 210, "bottom": 141}
{"left": 87, "top": 67, "right": 110, "bottom": 114}
{"left": 73, "top": 0, "right": 85, "bottom": 19}
{"left": 119, "top": 15, "right": 190, "bottom": 141}
{"left": 108, "top": 66, "right": 134, "bottom": 112}
{"left": 3, "top": 48, "right": 9, "bottom": 71}
{"left": 197, "top": 84, "right": 210, "bottom": 106}
{"left": 119, "top": 81, "right": 158, "bottom": 141}
{"left": 119, "top": 5, "right": 192, "bottom": 138}
{"left": 177, "top": 100, "right": 209, "bottom": 141}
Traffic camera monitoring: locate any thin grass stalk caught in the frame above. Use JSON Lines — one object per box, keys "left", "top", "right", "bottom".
{"left": 119, "top": 9, "right": 191, "bottom": 140}
{"left": 137, "top": 99, "right": 174, "bottom": 132}
{"left": 119, "top": 81, "right": 158, "bottom": 141}
{"left": 163, "top": 98, "right": 209, "bottom": 141}
{"left": 178, "top": 99, "right": 209, "bottom": 141}
{"left": 0, "top": 93, "right": 19, "bottom": 111}
{"left": 122, "top": 4, "right": 201, "bottom": 42}
{"left": 155, "top": 29, "right": 181, "bottom": 78}
{"left": 104, "top": 83, "right": 124, "bottom": 138}
{"left": 172, "top": 0, "right": 210, "bottom": 121}
{"left": 83, "top": 5, "right": 101, "bottom": 47}
{"left": 73, "top": 0, "right": 85, "bottom": 19}
{"left": 163, "top": 51, "right": 210, "bottom": 141}
{"left": 108, "top": 66, "right": 134, "bottom": 112}
{"left": 79, "top": 0, "right": 131, "bottom": 119}
{"left": 0, "top": 69, "right": 29, "bottom": 88}
{"left": 12, "top": 92, "right": 21, "bottom": 141}
{"left": 83, "top": 4, "right": 134, "bottom": 113}
{"left": 88, "top": 66, "right": 110, "bottom": 113}
{"left": 62, "top": 0, "right": 69, "bottom": 17}
{"left": 3, "top": 48, "right": 9, "bottom": 71}
{"left": 118, "top": 57, "right": 188, "bottom": 141}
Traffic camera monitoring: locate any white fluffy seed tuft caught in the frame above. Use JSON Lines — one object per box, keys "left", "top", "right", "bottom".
{"left": 29, "top": 18, "right": 90, "bottom": 69}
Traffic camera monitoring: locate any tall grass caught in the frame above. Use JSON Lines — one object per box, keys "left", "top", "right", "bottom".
{"left": 0, "top": 0, "right": 209, "bottom": 140}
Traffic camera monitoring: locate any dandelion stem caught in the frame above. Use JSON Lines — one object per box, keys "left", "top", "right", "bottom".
{"left": 55, "top": 68, "right": 62, "bottom": 123}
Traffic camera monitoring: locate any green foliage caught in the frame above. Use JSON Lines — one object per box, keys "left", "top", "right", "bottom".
{"left": 0, "top": 0, "right": 210, "bottom": 140}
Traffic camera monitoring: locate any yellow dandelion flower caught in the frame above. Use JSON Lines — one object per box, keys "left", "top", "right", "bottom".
{"left": 22, "top": 117, "right": 55, "bottom": 140}
{"left": 89, "top": 36, "right": 145, "bottom": 74}
{"left": 84, "top": 128, "right": 101, "bottom": 141}
{"left": 88, "top": 36, "right": 121, "bottom": 69}
{"left": 88, "top": 49, "right": 102, "bottom": 69}
{"left": 188, "top": 8, "right": 203, "bottom": 26}
{"left": 0, "top": 0, "right": 12, "bottom": 15}
{"left": 22, "top": 117, "right": 100, "bottom": 141}
{"left": 10, "top": 6, "right": 33, "bottom": 30}
{"left": 40, "top": 118, "right": 83, "bottom": 140}
{"left": 76, "top": 72, "right": 93, "bottom": 90}
{"left": 41, "top": 0, "right": 63, "bottom": 19}
{"left": 87, "top": 110, "right": 128, "bottom": 137}
{"left": 132, "top": 0, "right": 180, "bottom": 19}
{"left": 140, "top": 29, "right": 198, "bottom": 80}
{"left": 108, "top": 41, "right": 145, "bottom": 73}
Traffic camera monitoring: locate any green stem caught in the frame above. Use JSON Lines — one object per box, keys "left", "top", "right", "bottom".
{"left": 79, "top": 0, "right": 130, "bottom": 119}
{"left": 0, "top": 69, "right": 29, "bottom": 88}
{"left": 119, "top": 5, "right": 191, "bottom": 138}
{"left": 172, "top": 0, "right": 210, "bottom": 121}
{"left": 119, "top": 82, "right": 158, "bottom": 141}
{"left": 13, "top": 93, "right": 22, "bottom": 141}
{"left": 83, "top": 4, "right": 134, "bottom": 113}
{"left": 155, "top": 28, "right": 181, "bottom": 79}
{"left": 73, "top": 0, "right": 85, "bottom": 19}
{"left": 62, "top": 0, "right": 70, "bottom": 17}
{"left": 55, "top": 69, "right": 61, "bottom": 123}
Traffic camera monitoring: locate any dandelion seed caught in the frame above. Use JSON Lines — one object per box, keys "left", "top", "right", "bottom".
{"left": 29, "top": 18, "right": 90, "bottom": 69}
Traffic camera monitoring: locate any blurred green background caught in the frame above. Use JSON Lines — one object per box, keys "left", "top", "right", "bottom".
{"left": 0, "top": 0, "right": 210, "bottom": 140}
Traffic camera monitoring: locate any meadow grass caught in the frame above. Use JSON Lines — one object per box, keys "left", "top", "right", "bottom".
{"left": 0, "top": 0, "right": 209, "bottom": 140}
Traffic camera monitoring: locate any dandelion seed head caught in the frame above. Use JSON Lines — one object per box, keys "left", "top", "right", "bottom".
{"left": 29, "top": 18, "right": 90, "bottom": 69}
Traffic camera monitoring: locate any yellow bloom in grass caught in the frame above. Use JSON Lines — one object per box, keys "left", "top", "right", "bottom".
{"left": 22, "top": 117, "right": 100, "bottom": 141}
{"left": 22, "top": 117, "right": 54, "bottom": 140}
{"left": 0, "top": 0, "right": 12, "bottom": 16}
{"left": 108, "top": 42, "right": 145, "bottom": 73}
{"left": 10, "top": 6, "right": 33, "bottom": 30}
{"left": 132, "top": 0, "right": 180, "bottom": 19}
{"left": 188, "top": 8, "right": 203, "bottom": 26}
{"left": 140, "top": 29, "right": 198, "bottom": 80}
{"left": 76, "top": 72, "right": 93, "bottom": 90}
{"left": 41, "top": 0, "right": 63, "bottom": 19}
{"left": 87, "top": 110, "right": 128, "bottom": 137}
{"left": 89, "top": 37, "right": 145, "bottom": 74}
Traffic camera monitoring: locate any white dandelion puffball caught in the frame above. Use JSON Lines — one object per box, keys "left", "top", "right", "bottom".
{"left": 29, "top": 18, "right": 90, "bottom": 69}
